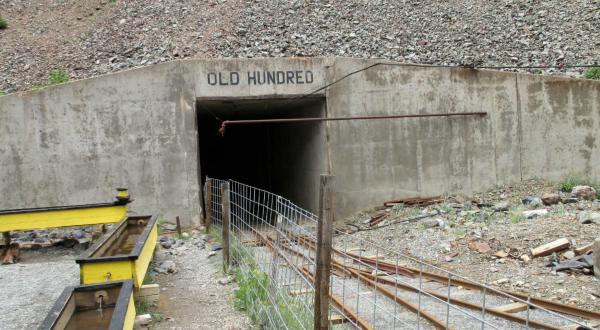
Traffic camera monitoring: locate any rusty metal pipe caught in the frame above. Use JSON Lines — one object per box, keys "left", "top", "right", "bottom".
{"left": 221, "top": 111, "right": 487, "bottom": 128}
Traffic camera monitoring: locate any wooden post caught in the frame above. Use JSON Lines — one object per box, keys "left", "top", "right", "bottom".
{"left": 205, "top": 179, "right": 212, "bottom": 233}
{"left": 594, "top": 237, "right": 600, "bottom": 277}
{"left": 269, "top": 214, "right": 283, "bottom": 302}
{"left": 314, "top": 175, "right": 335, "bottom": 330}
{"left": 175, "top": 216, "right": 182, "bottom": 236}
{"left": 221, "top": 182, "right": 230, "bottom": 273}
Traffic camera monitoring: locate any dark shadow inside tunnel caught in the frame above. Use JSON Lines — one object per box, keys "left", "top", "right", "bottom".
{"left": 196, "top": 95, "right": 328, "bottom": 214}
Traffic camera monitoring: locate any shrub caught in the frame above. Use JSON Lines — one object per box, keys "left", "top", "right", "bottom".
{"left": 31, "top": 66, "right": 69, "bottom": 89}
{"left": 0, "top": 16, "right": 7, "bottom": 29}
{"left": 583, "top": 67, "right": 600, "bottom": 80}
{"left": 558, "top": 169, "right": 582, "bottom": 193}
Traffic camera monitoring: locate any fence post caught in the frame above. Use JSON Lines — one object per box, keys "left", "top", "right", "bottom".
{"left": 221, "top": 182, "right": 230, "bottom": 273}
{"left": 269, "top": 213, "right": 283, "bottom": 303}
{"left": 314, "top": 175, "right": 335, "bottom": 330}
{"left": 205, "top": 179, "right": 212, "bottom": 233}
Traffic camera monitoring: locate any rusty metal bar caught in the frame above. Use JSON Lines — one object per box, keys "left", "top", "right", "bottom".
{"left": 221, "top": 111, "right": 487, "bottom": 128}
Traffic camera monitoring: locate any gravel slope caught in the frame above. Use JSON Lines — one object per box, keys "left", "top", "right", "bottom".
{"left": 1, "top": 0, "right": 599, "bottom": 93}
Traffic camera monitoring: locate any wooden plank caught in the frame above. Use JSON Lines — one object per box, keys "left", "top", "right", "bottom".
{"left": 205, "top": 179, "right": 212, "bottom": 233}
{"left": 531, "top": 238, "right": 570, "bottom": 257}
{"left": 221, "top": 183, "right": 230, "bottom": 273}
{"left": 561, "top": 322, "right": 600, "bottom": 329}
{"left": 133, "top": 284, "right": 160, "bottom": 302}
{"left": 491, "top": 302, "right": 528, "bottom": 313}
{"left": 314, "top": 175, "right": 335, "bottom": 330}
{"left": 329, "top": 315, "right": 348, "bottom": 324}
{"left": 574, "top": 243, "right": 593, "bottom": 256}
{"left": 290, "top": 289, "right": 314, "bottom": 296}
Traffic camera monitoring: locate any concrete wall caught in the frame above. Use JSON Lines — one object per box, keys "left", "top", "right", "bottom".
{"left": 328, "top": 58, "right": 600, "bottom": 218}
{"left": 0, "top": 61, "right": 200, "bottom": 226}
{"left": 270, "top": 100, "right": 329, "bottom": 212}
{"left": 1, "top": 57, "right": 598, "bottom": 224}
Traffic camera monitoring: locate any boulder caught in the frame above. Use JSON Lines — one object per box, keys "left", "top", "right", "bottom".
{"left": 492, "top": 202, "right": 509, "bottom": 211}
{"left": 578, "top": 212, "right": 592, "bottom": 224}
{"left": 571, "top": 186, "right": 597, "bottom": 201}
{"left": 529, "top": 198, "right": 543, "bottom": 209}
{"left": 542, "top": 193, "right": 560, "bottom": 205}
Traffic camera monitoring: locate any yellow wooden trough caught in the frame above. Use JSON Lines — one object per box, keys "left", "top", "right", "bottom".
{"left": 0, "top": 188, "right": 131, "bottom": 232}
{"left": 38, "top": 279, "right": 135, "bottom": 330}
{"left": 76, "top": 215, "right": 157, "bottom": 289}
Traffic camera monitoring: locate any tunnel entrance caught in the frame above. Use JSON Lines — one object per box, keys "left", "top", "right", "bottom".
{"left": 196, "top": 95, "right": 328, "bottom": 214}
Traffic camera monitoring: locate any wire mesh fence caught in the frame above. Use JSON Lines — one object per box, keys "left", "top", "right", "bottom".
{"left": 204, "top": 177, "right": 598, "bottom": 330}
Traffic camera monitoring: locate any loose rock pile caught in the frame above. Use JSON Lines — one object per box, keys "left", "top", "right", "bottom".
{"left": 1, "top": 0, "right": 599, "bottom": 93}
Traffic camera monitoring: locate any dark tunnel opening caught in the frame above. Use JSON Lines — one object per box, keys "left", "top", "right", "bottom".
{"left": 197, "top": 96, "right": 329, "bottom": 214}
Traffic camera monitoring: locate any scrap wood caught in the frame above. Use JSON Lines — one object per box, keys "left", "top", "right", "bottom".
{"left": 574, "top": 243, "right": 594, "bottom": 256}
{"left": 531, "top": 238, "right": 570, "bottom": 257}
{"left": 383, "top": 196, "right": 442, "bottom": 207}
{"left": 369, "top": 214, "right": 389, "bottom": 227}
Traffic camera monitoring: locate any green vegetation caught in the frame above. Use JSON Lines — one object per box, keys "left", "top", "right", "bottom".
{"left": 509, "top": 205, "right": 523, "bottom": 224}
{"left": 583, "top": 67, "right": 600, "bottom": 80}
{"left": 31, "top": 66, "right": 69, "bottom": 88}
{"left": 406, "top": 207, "right": 421, "bottom": 218}
{"left": 558, "top": 169, "right": 582, "bottom": 193}
{"left": 234, "top": 264, "right": 313, "bottom": 329}
{"left": 0, "top": 90, "right": 6, "bottom": 96}
{"left": 142, "top": 264, "right": 157, "bottom": 285}
{"left": 587, "top": 182, "right": 600, "bottom": 200}
{"left": 0, "top": 15, "right": 7, "bottom": 29}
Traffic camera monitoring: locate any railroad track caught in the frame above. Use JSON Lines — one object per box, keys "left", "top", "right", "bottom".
{"left": 245, "top": 226, "right": 600, "bottom": 330}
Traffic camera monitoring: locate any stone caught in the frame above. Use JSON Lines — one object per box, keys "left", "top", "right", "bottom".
{"left": 594, "top": 237, "right": 600, "bottom": 277}
{"left": 590, "top": 212, "right": 600, "bottom": 222}
{"left": 529, "top": 198, "right": 543, "bottom": 209}
{"left": 578, "top": 212, "right": 592, "bottom": 224}
{"left": 161, "top": 241, "right": 172, "bottom": 249}
{"left": 422, "top": 219, "right": 439, "bottom": 228}
{"left": 134, "top": 314, "right": 151, "bottom": 327}
{"left": 492, "top": 202, "right": 509, "bottom": 211}
{"left": 163, "top": 260, "right": 177, "bottom": 273}
{"left": 468, "top": 242, "right": 491, "bottom": 253}
{"left": 444, "top": 256, "right": 453, "bottom": 262}
{"left": 497, "top": 278, "right": 509, "bottom": 284}
{"left": 74, "top": 239, "right": 90, "bottom": 252}
{"left": 562, "top": 251, "right": 575, "bottom": 259}
{"left": 212, "top": 242, "right": 223, "bottom": 251}
{"left": 494, "top": 251, "right": 509, "bottom": 258}
{"left": 542, "top": 193, "right": 560, "bottom": 205}
{"left": 202, "top": 234, "right": 213, "bottom": 242}
{"left": 523, "top": 209, "right": 548, "bottom": 218}
{"left": 521, "top": 255, "right": 531, "bottom": 262}
{"left": 182, "top": 232, "right": 189, "bottom": 238}
{"left": 158, "top": 235, "right": 168, "bottom": 242}
{"left": 72, "top": 230, "right": 84, "bottom": 239}
{"left": 522, "top": 196, "right": 535, "bottom": 204}
{"left": 571, "top": 186, "right": 597, "bottom": 201}
{"left": 208, "top": 251, "right": 216, "bottom": 258}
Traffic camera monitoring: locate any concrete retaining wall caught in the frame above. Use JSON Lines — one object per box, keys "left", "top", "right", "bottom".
{"left": 0, "top": 57, "right": 598, "bottom": 224}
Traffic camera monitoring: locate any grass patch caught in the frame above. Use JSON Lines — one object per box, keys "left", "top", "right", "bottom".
{"left": 135, "top": 300, "right": 153, "bottom": 315}
{"left": 234, "top": 263, "right": 313, "bottom": 329}
{"left": 438, "top": 201, "right": 454, "bottom": 214}
{"left": 406, "top": 207, "right": 421, "bottom": 218}
{"left": 0, "top": 16, "right": 7, "bottom": 29}
{"left": 558, "top": 169, "right": 582, "bottom": 193}
{"left": 209, "top": 226, "right": 223, "bottom": 243}
{"left": 583, "top": 67, "right": 600, "bottom": 80}
{"left": 142, "top": 263, "right": 156, "bottom": 285}
{"left": 31, "top": 66, "right": 69, "bottom": 89}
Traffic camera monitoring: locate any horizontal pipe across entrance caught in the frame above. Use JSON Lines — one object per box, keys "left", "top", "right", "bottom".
{"left": 222, "top": 111, "right": 487, "bottom": 126}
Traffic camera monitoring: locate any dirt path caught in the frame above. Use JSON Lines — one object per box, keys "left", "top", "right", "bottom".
{"left": 152, "top": 236, "right": 251, "bottom": 330}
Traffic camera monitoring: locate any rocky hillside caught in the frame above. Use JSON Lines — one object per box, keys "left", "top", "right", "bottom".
{"left": 1, "top": 0, "right": 599, "bottom": 93}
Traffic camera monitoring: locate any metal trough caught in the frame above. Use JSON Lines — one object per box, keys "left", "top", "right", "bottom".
{"left": 39, "top": 279, "right": 135, "bottom": 330}
{"left": 76, "top": 215, "right": 157, "bottom": 288}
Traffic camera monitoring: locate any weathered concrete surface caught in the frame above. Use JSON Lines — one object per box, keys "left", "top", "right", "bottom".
{"left": 1, "top": 57, "right": 599, "bottom": 222}
{"left": 0, "top": 61, "right": 200, "bottom": 226}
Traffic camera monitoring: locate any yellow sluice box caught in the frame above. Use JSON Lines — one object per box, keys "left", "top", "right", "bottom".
{"left": 38, "top": 279, "right": 136, "bottom": 330}
{"left": 76, "top": 215, "right": 157, "bottom": 289}
{"left": 0, "top": 188, "right": 131, "bottom": 232}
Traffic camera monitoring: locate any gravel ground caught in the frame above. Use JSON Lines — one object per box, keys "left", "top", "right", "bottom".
{"left": 1, "top": 0, "right": 599, "bottom": 93}
{"left": 152, "top": 235, "right": 251, "bottom": 330}
{"left": 0, "top": 248, "right": 80, "bottom": 330}
{"left": 337, "top": 179, "right": 600, "bottom": 312}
